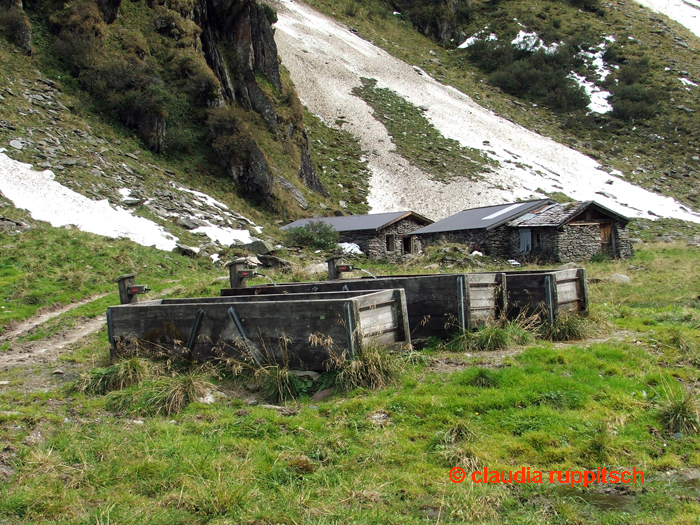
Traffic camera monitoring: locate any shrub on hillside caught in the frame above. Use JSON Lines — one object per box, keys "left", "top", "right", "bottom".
{"left": 284, "top": 221, "right": 339, "bottom": 250}
{"left": 0, "top": 8, "right": 32, "bottom": 55}
{"left": 468, "top": 42, "right": 588, "bottom": 112}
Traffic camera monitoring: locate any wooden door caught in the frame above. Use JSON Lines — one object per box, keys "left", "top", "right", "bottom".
{"left": 600, "top": 223, "right": 612, "bottom": 252}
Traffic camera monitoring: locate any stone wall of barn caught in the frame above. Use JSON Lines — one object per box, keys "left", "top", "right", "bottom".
{"left": 338, "top": 216, "right": 427, "bottom": 260}
{"left": 506, "top": 227, "right": 559, "bottom": 263}
{"left": 555, "top": 224, "right": 601, "bottom": 262}
{"left": 419, "top": 226, "right": 510, "bottom": 256}
{"left": 419, "top": 222, "right": 633, "bottom": 262}
{"left": 614, "top": 222, "right": 634, "bottom": 259}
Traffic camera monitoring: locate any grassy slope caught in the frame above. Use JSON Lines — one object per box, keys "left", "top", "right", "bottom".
{"left": 302, "top": 0, "right": 700, "bottom": 211}
{"left": 0, "top": 244, "right": 698, "bottom": 523}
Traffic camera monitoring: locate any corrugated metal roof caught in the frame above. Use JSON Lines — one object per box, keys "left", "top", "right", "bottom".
{"left": 281, "top": 211, "right": 432, "bottom": 233}
{"left": 412, "top": 199, "right": 552, "bottom": 234}
{"left": 509, "top": 200, "right": 629, "bottom": 227}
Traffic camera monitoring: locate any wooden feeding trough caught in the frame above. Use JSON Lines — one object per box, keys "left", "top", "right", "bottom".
{"left": 473, "top": 268, "right": 588, "bottom": 323}
{"left": 221, "top": 273, "right": 507, "bottom": 338}
{"left": 107, "top": 289, "right": 410, "bottom": 370}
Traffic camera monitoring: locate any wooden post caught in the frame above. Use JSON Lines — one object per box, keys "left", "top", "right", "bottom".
{"left": 227, "top": 258, "right": 249, "bottom": 288}
{"left": 115, "top": 274, "right": 137, "bottom": 305}
{"left": 544, "top": 274, "right": 559, "bottom": 324}
{"left": 327, "top": 256, "right": 344, "bottom": 281}
{"left": 496, "top": 272, "right": 507, "bottom": 320}
{"left": 576, "top": 268, "right": 589, "bottom": 314}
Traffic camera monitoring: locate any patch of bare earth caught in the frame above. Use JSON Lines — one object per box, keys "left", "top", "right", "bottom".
{"left": 0, "top": 294, "right": 108, "bottom": 343}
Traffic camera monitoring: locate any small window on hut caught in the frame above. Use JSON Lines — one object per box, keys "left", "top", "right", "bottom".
{"left": 534, "top": 232, "right": 542, "bottom": 248}
{"left": 386, "top": 234, "right": 395, "bottom": 252}
{"left": 402, "top": 236, "right": 413, "bottom": 254}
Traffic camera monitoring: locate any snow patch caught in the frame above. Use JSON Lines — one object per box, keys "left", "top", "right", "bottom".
{"left": 0, "top": 152, "right": 178, "bottom": 250}
{"left": 680, "top": 77, "right": 698, "bottom": 86}
{"left": 568, "top": 72, "right": 613, "bottom": 114}
{"left": 190, "top": 225, "right": 255, "bottom": 246}
{"left": 338, "top": 242, "right": 363, "bottom": 255}
{"left": 633, "top": 0, "right": 700, "bottom": 38}
{"left": 458, "top": 30, "right": 498, "bottom": 49}
{"left": 511, "top": 31, "right": 560, "bottom": 53}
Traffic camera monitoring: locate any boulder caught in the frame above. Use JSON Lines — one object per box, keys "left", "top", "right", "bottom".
{"left": 258, "top": 254, "right": 293, "bottom": 270}
{"left": 241, "top": 239, "right": 275, "bottom": 255}
{"left": 175, "top": 244, "right": 200, "bottom": 257}
{"left": 303, "top": 262, "right": 327, "bottom": 274}
{"left": 609, "top": 274, "right": 632, "bottom": 284}
{"left": 276, "top": 176, "right": 308, "bottom": 210}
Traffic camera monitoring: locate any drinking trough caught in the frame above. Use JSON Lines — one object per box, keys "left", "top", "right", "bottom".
{"left": 107, "top": 289, "right": 410, "bottom": 370}
{"left": 222, "top": 272, "right": 507, "bottom": 338}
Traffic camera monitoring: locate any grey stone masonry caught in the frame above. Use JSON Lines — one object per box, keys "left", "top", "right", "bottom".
{"left": 338, "top": 216, "right": 427, "bottom": 260}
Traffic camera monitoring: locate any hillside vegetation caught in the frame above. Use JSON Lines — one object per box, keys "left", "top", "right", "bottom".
{"left": 305, "top": 0, "right": 700, "bottom": 211}
{"left": 0, "top": 0, "right": 372, "bottom": 223}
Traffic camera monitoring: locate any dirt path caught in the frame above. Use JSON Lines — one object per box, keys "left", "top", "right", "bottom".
{"left": 0, "top": 288, "right": 178, "bottom": 372}
{"left": 0, "top": 294, "right": 108, "bottom": 343}
{"left": 0, "top": 315, "right": 105, "bottom": 370}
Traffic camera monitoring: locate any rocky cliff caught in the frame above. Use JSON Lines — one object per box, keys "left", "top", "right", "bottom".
{"left": 1, "top": 0, "right": 327, "bottom": 207}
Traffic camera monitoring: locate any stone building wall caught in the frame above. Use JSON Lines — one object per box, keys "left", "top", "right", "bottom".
{"left": 614, "top": 222, "right": 634, "bottom": 259}
{"left": 338, "top": 216, "right": 428, "bottom": 260}
{"left": 556, "top": 224, "right": 602, "bottom": 262}
{"left": 507, "top": 227, "right": 559, "bottom": 263}
{"left": 419, "top": 221, "right": 633, "bottom": 262}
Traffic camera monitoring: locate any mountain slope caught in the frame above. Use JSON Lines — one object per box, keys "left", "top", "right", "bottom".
{"left": 273, "top": 0, "right": 700, "bottom": 221}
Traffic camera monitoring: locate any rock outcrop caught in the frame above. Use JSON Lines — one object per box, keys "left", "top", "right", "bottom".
{"left": 0, "top": 0, "right": 32, "bottom": 55}
{"left": 97, "top": 0, "right": 121, "bottom": 24}
{"left": 8, "top": 0, "right": 325, "bottom": 208}
{"left": 390, "top": 0, "right": 471, "bottom": 44}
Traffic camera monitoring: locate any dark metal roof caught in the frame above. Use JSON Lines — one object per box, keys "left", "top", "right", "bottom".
{"left": 281, "top": 211, "right": 432, "bottom": 233}
{"left": 509, "top": 201, "right": 629, "bottom": 227}
{"left": 412, "top": 199, "right": 553, "bottom": 235}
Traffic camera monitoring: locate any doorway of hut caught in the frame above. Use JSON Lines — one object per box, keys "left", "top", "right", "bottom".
{"left": 402, "top": 236, "right": 413, "bottom": 254}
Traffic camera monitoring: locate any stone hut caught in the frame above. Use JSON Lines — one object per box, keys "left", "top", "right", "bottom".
{"left": 507, "top": 201, "right": 633, "bottom": 262}
{"left": 281, "top": 211, "right": 433, "bottom": 259}
{"left": 415, "top": 199, "right": 633, "bottom": 263}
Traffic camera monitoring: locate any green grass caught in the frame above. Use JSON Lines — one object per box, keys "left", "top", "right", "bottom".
{"left": 0, "top": 243, "right": 698, "bottom": 523}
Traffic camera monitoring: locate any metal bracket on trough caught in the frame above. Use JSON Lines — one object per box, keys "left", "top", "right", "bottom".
{"left": 106, "top": 308, "right": 115, "bottom": 360}
{"left": 186, "top": 309, "right": 206, "bottom": 356}
{"left": 456, "top": 275, "right": 466, "bottom": 332}
{"left": 343, "top": 301, "right": 356, "bottom": 357}
{"left": 342, "top": 284, "right": 350, "bottom": 292}
{"left": 227, "top": 306, "right": 263, "bottom": 366}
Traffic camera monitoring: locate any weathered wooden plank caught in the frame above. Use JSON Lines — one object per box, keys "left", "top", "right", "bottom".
{"left": 557, "top": 286, "right": 579, "bottom": 304}
{"left": 555, "top": 269, "right": 580, "bottom": 281}
{"left": 163, "top": 290, "right": 373, "bottom": 305}
{"left": 469, "top": 287, "right": 498, "bottom": 300}
{"left": 363, "top": 330, "right": 399, "bottom": 346}
{"left": 467, "top": 273, "right": 501, "bottom": 285}
{"left": 576, "top": 268, "right": 589, "bottom": 313}
{"left": 359, "top": 307, "right": 396, "bottom": 327}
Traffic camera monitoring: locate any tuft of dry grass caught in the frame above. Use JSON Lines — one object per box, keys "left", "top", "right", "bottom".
{"left": 331, "top": 344, "right": 401, "bottom": 391}
{"left": 74, "top": 358, "right": 157, "bottom": 395}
